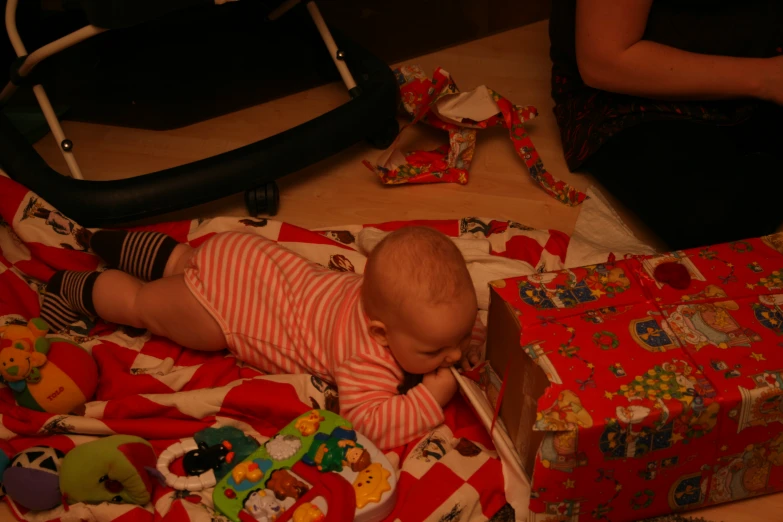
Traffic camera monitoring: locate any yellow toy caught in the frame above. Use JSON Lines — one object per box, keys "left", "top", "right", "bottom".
{"left": 0, "top": 318, "right": 50, "bottom": 352}
{"left": 293, "top": 502, "right": 325, "bottom": 522}
{"left": 232, "top": 461, "right": 264, "bottom": 484}
{"left": 352, "top": 463, "right": 391, "bottom": 509}
{"left": 0, "top": 319, "right": 51, "bottom": 387}
{"left": 295, "top": 411, "right": 325, "bottom": 437}
{"left": 0, "top": 336, "right": 47, "bottom": 383}
{"left": 0, "top": 318, "right": 97, "bottom": 414}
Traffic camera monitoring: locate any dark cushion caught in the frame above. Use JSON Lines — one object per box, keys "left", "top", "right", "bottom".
{"left": 79, "top": 0, "right": 216, "bottom": 29}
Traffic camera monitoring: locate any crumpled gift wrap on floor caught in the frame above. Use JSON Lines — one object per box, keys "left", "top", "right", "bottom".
{"left": 363, "top": 65, "right": 588, "bottom": 206}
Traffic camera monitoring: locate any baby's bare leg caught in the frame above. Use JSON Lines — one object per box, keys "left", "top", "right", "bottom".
{"left": 41, "top": 238, "right": 209, "bottom": 335}
{"left": 92, "top": 270, "right": 226, "bottom": 352}
{"left": 163, "top": 243, "right": 196, "bottom": 278}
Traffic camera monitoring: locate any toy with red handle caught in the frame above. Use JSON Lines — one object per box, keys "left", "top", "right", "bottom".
{"left": 237, "top": 461, "right": 356, "bottom": 522}
{"left": 214, "top": 409, "right": 396, "bottom": 522}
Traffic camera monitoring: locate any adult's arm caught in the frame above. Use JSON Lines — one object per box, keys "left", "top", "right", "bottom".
{"left": 575, "top": 0, "right": 783, "bottom": 104}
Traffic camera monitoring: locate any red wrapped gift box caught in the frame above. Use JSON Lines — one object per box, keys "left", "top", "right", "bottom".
{"left": 483, "top": 232, "right": 783, "bottom": 521}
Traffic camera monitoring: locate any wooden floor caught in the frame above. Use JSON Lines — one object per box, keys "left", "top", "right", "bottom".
{"left": 7, "top": 20, "right": 781, "bottom": 522}
{"left": 32, "top": 21, "right": 592, "bottom": 234}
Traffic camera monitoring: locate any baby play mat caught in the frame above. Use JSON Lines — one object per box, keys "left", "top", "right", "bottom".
{"left": 0, "top": 170, "right": 584, "bottom": 521}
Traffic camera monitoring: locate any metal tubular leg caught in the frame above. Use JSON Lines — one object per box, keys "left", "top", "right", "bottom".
{"left": 305, "top": 1, "right": 360, "bottom": 96}
{"left": 29, "top": 85, "right": 84, "bottom": 179}
{"left": 18, "top": 25, "right": 107, "bottom": 78}
{"left": 267, "top": 1, "right": 360, "bottom": 95}
{"left": 4, "top": 0, "right": 100, "bottom": 179}
{"left": 0, "top": 82, "right": 16, "bottom": 105}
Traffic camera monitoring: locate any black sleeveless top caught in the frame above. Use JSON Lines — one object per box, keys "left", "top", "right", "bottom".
{"left": 549, "top": 1, "right": 783, "bottom": 170}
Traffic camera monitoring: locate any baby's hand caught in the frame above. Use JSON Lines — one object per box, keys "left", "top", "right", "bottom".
{"left": 422, "top": 367, "right": 458, "bottom": 407}
{"left": 459, "top": 345, "right": 481, "bottom": 371}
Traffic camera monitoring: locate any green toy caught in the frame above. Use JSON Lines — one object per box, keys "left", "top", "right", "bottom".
{"left": 59, "top": 435, "right": 160, "bottom": 506}
{"left": 302, "top": 429, "right": 369, "bottom": 473}
{"left": 212, "top": 409, "right": 397, "bottom": 522}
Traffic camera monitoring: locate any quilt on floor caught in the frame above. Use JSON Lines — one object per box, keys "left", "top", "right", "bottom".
{"left": 0, "top": 173, "right": 570, "bottom": 522}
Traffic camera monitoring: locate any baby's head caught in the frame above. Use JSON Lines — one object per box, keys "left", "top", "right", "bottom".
{"left": 361, "top": 226, "right": 477, "bottom": 375}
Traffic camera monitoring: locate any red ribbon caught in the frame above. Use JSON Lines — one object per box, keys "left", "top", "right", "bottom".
{"left": 489, "top": 358, "right": 513, "bottom": 437}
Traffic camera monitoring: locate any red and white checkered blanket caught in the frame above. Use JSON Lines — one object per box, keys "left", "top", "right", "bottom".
{"left": 0, "top": 173, "right": 570, "bottom": 522}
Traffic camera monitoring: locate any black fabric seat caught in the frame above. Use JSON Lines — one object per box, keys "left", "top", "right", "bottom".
{"left": 77, "top": 0, "right": 214, "bottom": 29}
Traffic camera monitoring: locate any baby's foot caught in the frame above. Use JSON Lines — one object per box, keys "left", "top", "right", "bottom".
{"left": 40, "top": 270, "right": 99, "bottom": 333}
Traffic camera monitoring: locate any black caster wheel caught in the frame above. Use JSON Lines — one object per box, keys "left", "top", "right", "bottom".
{"left": 245, "top": 181, "right": 280, "bottom": 217}
{"left": 366, "top": 118, "right": 399, "bottom": 150}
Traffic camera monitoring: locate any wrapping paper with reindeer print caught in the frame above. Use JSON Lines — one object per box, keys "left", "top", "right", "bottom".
{"left": 482, "top": 233, "right": 783, "bottom": 521}
{"left": 0, "top": 171, "right": 581, "bottom": 522}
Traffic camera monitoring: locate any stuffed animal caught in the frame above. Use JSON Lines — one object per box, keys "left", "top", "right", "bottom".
{"left": 0, "top": 318, "right": 49, "bottom": 351}
{"left": 3, "top": 445, "right": 65, "bottom": 511}
{"left": 59, "top": 435, "right": 161, "bottom": 506}
{"left": 244, "top": 489, "right": 289, "bottom": 521}
{"left": 0, "top": 318, "right": 98, "bottom": 414}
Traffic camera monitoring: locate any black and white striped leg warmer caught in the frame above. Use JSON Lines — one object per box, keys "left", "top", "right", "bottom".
{"left": 40, "top": 270, "right": 99, "bottom": 332}
{"left": 90, "top": 230, "right": 179, "bottom": 282}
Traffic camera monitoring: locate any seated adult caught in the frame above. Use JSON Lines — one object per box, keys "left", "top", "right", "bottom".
{"left": 549, "top": 0, "right": 783, "bottom": 249}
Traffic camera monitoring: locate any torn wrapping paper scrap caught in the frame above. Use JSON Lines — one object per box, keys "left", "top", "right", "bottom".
{"left": 363, "top": 65, "right": 588, "bottom": 206}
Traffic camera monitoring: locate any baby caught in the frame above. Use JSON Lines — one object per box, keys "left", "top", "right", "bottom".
{"left": 40, "top": 226, "right": 485, "bottom": 450}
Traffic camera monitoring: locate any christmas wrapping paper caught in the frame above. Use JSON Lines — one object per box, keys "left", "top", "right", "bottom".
{"left": 362, "top": 65, "right": 588, "bottom": 206}
{"left": 487, "top": 235, "right": 783, "bottom": 521}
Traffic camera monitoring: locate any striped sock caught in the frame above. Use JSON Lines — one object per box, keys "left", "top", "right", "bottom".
{"left": 90, "top": 230, "right": 179, "bottom": 281}
{"left": 40, "top": 270, "right": 100, "bottom": 333}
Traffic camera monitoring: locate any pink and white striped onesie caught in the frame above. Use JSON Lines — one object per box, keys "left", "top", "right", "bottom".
{"left": 183, "top": 231, "right": 486, "bottom": 449}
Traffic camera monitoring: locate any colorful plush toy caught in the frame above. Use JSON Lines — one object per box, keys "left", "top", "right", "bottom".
{"left": 3, "top": 445, "right": 65, "bottom": 511}
{"left": 0, "top": 439, "right": 15, "bottom": 484}
{"left": 244, "top": 489, "right": 291, "bottom": 521}
{"left": 0, "top": 318, "right": 49, "bottom": 350}
{"left": 0, "top": 318, "right": 98, "bottom": 414}
{"left": 213, "top": 410, "right": 398, "bottom": 522}
{"left": 59, "top": 435, "right": 161, "bottom": 506}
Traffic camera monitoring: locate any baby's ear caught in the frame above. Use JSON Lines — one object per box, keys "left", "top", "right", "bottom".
{"left": 367, "top": 320, "right": 389, "bottom": 347}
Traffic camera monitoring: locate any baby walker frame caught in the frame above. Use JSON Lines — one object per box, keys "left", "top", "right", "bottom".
{"left": 0, "top": 0, "right": 399, "bottom": 227}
